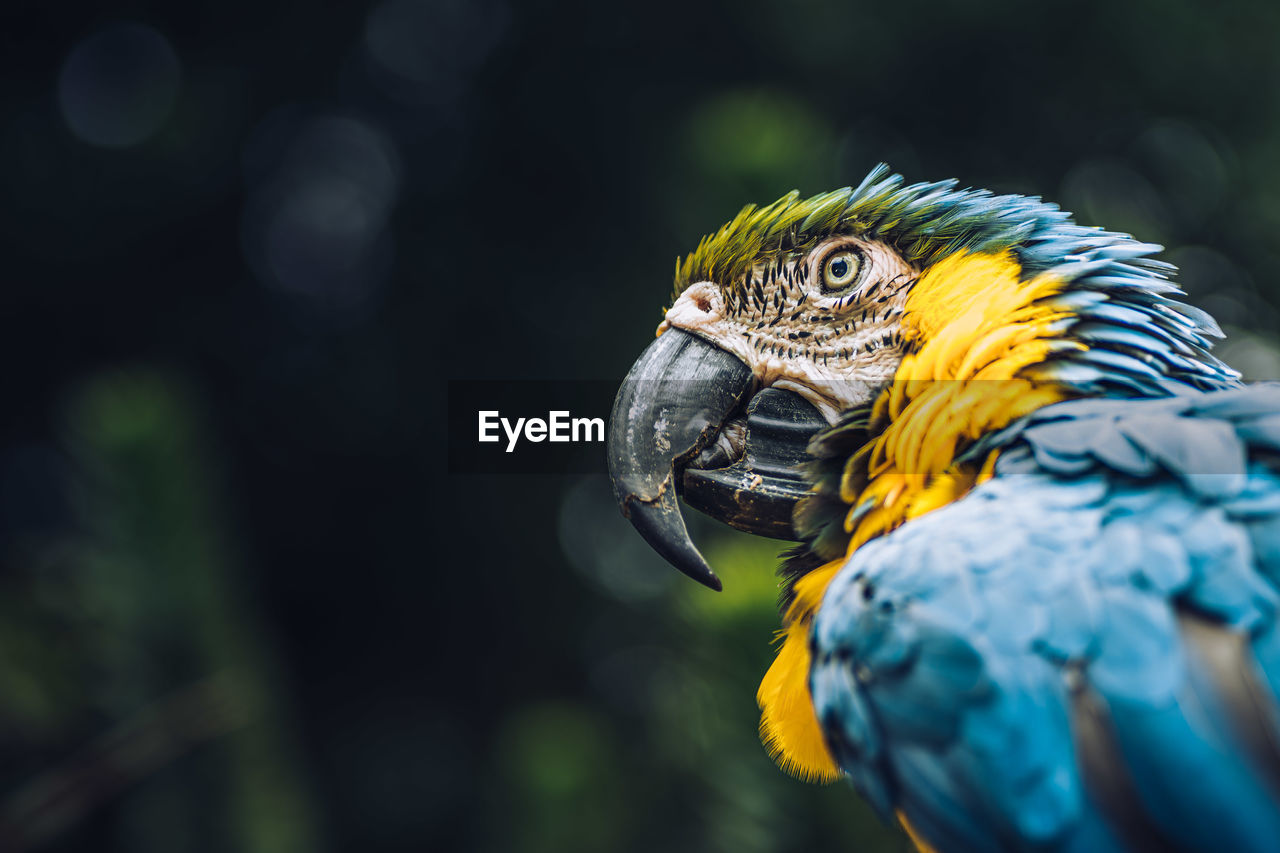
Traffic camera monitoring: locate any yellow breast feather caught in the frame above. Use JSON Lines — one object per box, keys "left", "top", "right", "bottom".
{"left": 757, "top": 251, "right": 1077, "bottom": 783}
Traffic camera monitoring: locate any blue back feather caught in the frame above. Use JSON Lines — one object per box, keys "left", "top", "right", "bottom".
{"left": 811, "top": 384, "right": 1280, "bottom": 851}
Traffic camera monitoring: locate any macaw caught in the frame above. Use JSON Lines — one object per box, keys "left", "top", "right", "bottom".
{"left": 606, "top": 165, "right": 1280, "bottom": 851}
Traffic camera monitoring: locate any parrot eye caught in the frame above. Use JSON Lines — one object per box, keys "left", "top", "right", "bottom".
{"left": 821, "top": 249, "right": 863, "bottom": 293}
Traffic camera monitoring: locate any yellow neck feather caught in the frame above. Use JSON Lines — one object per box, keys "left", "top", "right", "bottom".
{"left": 757, "top": 251, "right": 1077, "bottom": 783}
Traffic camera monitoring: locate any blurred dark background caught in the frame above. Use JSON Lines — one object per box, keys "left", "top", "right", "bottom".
{"left": 3, "top": 0, "right": 1280, "bottom": 850}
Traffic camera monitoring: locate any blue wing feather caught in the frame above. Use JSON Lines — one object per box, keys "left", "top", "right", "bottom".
{"left": 810, "top": 383, "right": 1280, "bottom": 851}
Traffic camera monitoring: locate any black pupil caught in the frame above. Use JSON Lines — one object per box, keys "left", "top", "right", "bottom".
{"left": 830, "top": 258, "right": 849, "bottom": 279}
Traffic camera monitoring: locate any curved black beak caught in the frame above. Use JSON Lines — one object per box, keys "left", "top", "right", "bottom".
{"left": 607, "top": 329, "right": 825, "bottom": 590}
{"left": 607, "top": 329, "right": 752, "bottom": 590}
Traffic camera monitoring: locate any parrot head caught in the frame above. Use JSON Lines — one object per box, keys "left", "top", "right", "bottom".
{"left": 608, "top": 164, "right": 1237, "bottom": 592}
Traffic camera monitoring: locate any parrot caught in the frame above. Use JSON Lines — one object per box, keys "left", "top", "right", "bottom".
{"left": 606, "top": 164, "right": 1280, "bottom": 852}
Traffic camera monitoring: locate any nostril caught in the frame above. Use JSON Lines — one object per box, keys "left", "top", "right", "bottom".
{"left": 666, "top": 282, "right": 721, "bottom": 328}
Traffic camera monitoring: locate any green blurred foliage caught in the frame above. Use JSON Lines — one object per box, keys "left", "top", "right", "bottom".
{"left": 686, "top": 90, "right": 838, "bottom": 204}
{"left": 544, "top": 490, "right": 904, "bottom": 853}
{"left": 0, "top": 372, "right": 319, "bottom": 852}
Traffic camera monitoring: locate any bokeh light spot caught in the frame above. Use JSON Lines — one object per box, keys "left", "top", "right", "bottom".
{"left": 1131, "top": 121, "right": 1230, "bottom": 229}
{"left": 557, "top": 476, "right": 675, "bottom": 603}
{"left": 1216, "top": 326, "right": 1280, "bottom": 382}
{"left": 58, "top": 24, "right": 180, "bottom": 148}
{"left": 686, "top": 90, "right": 835, "bottom": 196}
{"left": 363, "top": 0, "right": 509, "bottom": 104}
{"left": 1060, "top": 157, "right": 1171, "bottom": 243}
{"left": 242, "top": 113, "right": 402, "bottom": 315}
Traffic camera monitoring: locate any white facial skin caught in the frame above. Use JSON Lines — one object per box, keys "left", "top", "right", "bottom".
{"left": 658, "top": 236, "right": 917, "bottom": 422}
